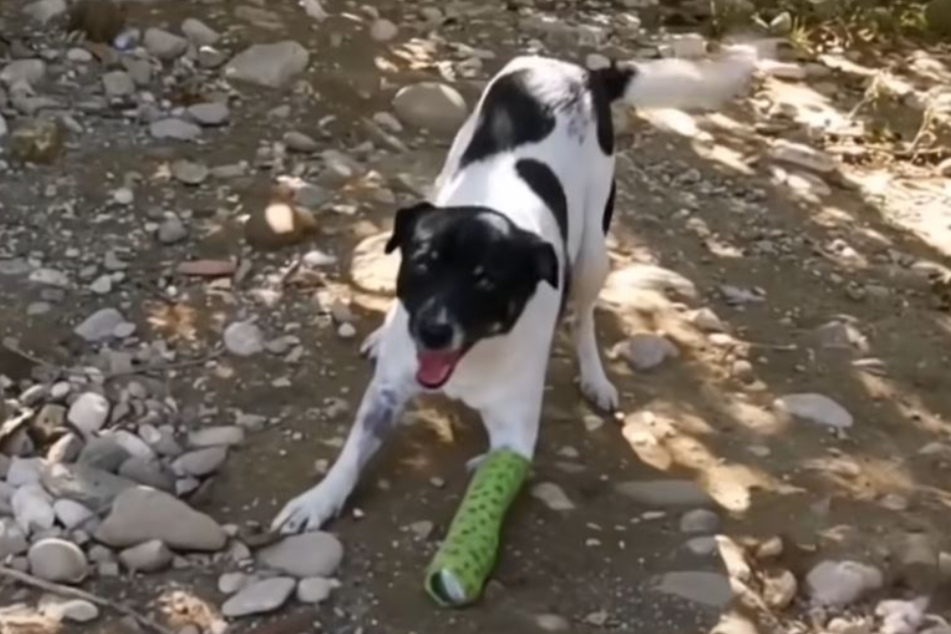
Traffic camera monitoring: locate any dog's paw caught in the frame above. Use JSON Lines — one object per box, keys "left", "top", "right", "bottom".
{"left": 580, "top": 375, "right": 619, "bottom": 412}
{"left": 359, "top": 326, "right": 384, "bottom": 361}
{"left": 271, "top": 486, "right": 344, "bottom": 534}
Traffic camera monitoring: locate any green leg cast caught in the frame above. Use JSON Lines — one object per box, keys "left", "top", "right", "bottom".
{"left": 425, "top": 449, "right": 530, "bottom": 608}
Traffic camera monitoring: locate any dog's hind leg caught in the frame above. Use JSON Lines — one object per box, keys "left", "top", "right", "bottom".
{"left": 272, "top": 309, "right": 418, "bottom": 533}
{"left": 571, "top": 167, "right": 619, "bottom": 412}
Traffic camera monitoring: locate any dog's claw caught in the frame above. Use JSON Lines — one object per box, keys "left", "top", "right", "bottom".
{"left": 271, "top": 486, "right": 343, "bottom": 534}
{"left": 580, "top": 376, "right": 619, "bottom": 413}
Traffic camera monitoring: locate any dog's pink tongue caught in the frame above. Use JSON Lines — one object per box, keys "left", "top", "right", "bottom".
{"left": 416, "top": 351, "right": 460, "bottom": 388}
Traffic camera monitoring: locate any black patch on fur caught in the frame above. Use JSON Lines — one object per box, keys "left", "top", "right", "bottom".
{"left": 602, "top": 179, "right": 616, "bottom": 235}
{"left": 460, "top": 69, "right": 557, "bottom": 167}
{"left": 386, "top": 205, "right": 559, "bottom": 352}
{"left": 515, "top": 159, "right": 568, "bottom": 245}
{"left": 589, "top": 63, "right": 638, "bottom": 155}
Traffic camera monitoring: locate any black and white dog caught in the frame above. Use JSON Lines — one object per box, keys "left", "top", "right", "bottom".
{"left": 273, "top": 54, "right": 753, "bottom": 533}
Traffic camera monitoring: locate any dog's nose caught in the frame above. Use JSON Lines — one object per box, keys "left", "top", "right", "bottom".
{"left": 418, "top": 321, "right": 454, "bottom": 350}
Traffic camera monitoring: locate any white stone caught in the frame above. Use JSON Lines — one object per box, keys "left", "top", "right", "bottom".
{"left": 39, "top": 595, "right": 100, "bottom": 623}
{"left": 119, "top": 539, "right": 173, "bottom": 572}
{"left": 67, "top": 392, "right": 110, "bottom": 435}
{"left": 296, "top": 576, "right": 339, "bottom": 604}
{"left": 12, "top": 483, "right": 55, "bottom": 534}
{"left": 617, "top": 333, "right": 679, "bottom": 371}
{"left": 74, "top": 308, "right": 125, "bottom": 342}
{"left": 531, "top": 482, "right": 575, "bottom": 511}
{"left": 143, "top": 28, "right": 188, "bottom": 60}
{"left": 370, "top": 19, "right": 399, "bottom": 41}
{"left": 774, "top": 393, "right": 853, "bottom": 429}
{"left": 95, "top": 487, "right": 227, "bottom": 551}
{"left": 149, "top": 118, "right": 202, "bottom": 141}
{"left": 187, "top": 102, "right": 230, "bottom": 126}
{"left": 172, "top": 447, "right": 228, "bottom": 477}
{"left": 224, "top": 321, "right": 264, "bottom": 356}
{"left": 692, "top": 308, "right": 726, "bottom": 332}
{"left": 876, "top": 597, "right": 929, "bottom": 634}
{"left": 107, "top": 430, "right": 156, "bottom": 460}
{"left": 188, "top": 426, "right": 246, "bottom": 447}
{"left": 0, "top": 518, "right": 29, "bottom": 558}
{"left": 29, "top": 268, "right": 69, "bottom": 287}
{"left": 221, "top": 577, "right": 296, "bottom": 617}
{"left": 53, "top": 499, "right": 94, "bottom": 530}
{"left": 679, "top": 509, "right": 720, "bottom": 534}
{"left": 225, "top": 41, "right": 310, "bottom": 88}
{"left": 102, "top": 71, "right": 135, "bottom": 98}
{"left": 218, "top": 571, "right": 252, "bottom": 594}
{"left": 806, "top": 560, "right": 883, "bottom": 606}
{"left": 28, "top": 538, "right": 88, "bottom": 584}
{"left": 763, "top": 569, "right": 798, "bottom": 609}
{"left": 771, "top": 140, "right": 837, "bottom": 173}
{"left": 256, "top": 532, "right": 343, "bottom": 577}
{"left": 393, "top": 82, "right": 468, "bottom": 134}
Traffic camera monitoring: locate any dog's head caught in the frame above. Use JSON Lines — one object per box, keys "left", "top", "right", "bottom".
{"left": 385, "top": 202, "right": 559, "bottom": 389}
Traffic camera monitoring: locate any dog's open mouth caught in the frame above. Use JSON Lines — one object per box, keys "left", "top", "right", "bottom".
{"left": 416, "top": 349, "right": 464, "bottom": 389}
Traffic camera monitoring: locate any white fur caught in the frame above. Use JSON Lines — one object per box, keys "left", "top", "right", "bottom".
{"left": 273, "top": 54, "right": 751, "bottom": 533}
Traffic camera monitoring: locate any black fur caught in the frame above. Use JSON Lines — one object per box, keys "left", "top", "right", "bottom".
{"left": 515, "top": 159, "right": 568, "bottom": 246}
{"left": 602, "top": 179, "right": 616, "bottom": 235}
{"left": 386, "top": 204, "right": 559, "bottom": 352}
{"left": 460, "top": 69, "right": 557, "bottom": 168}
{"left": 589, "top": 63, "right": 637, "bottom": 155}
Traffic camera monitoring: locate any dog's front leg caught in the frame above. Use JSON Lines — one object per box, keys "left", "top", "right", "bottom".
{"left": 272, "top": 374, "right": 416, "bottom": 533}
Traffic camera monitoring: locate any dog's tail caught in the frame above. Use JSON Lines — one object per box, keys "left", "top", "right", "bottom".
{"left": 592, "top": 54, "right": 755, "bottom": 111}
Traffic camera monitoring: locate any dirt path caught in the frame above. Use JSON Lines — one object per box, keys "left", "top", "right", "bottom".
{"left": 1, "top": 1, "right": 950, "bottom": 634}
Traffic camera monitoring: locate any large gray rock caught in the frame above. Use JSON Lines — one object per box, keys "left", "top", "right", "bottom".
{"left": 95, "top": 487, "right": 227, "bottom": 551}
{"left": 256, "top": 532, "right": 343, "bottom": 577}
{"left": 73, "top": 308, "right": 126, "bottom": 343}
{"left": 774, "top": 393, "right": 853, "bottom": 429}
{"left": 119, "top": 539, "right": 172, "bottom": 572}
{"left": 222, "top": 577, "right": 296, "bottom": 617}
{"left": 224, "top": 41, "right": 310, "bottom": 88}
{"left": 392, "top": 82, "right": 467, "bottom": 134}
{"left": 41, "top": 462, "right": 136, "bottom": 508}
{"left": 143, "top": 28, "right": 188, "bottom": 60}
{"left": 0, "top": 518, "right": 29, "bottom": 558}
{"left": 67, "top": 392, "right": 111, "bottom": 435}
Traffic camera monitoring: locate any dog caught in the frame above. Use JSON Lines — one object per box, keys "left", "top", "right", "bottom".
{"left": 272, "top": 53, "right": 753, "bottom": 533}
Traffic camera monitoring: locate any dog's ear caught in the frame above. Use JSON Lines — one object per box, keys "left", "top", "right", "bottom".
{"left": 385, "top": 202, "right": 435, "bottom": 254}
{"left": 533, "top": 241, "right": 559, "bottom": 290}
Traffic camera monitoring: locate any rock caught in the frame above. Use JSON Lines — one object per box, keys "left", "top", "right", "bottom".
{"left": 28, "top": 538, "right": 88, "bottom": 583}
{"left": 143, "top": 28, "right": 187, "bottom": 60}
{"left": 187, "top": 102, "right": 229, "bottom": 126}
{"left": 9, "top": 117, "right": 66, "bottom": 164}
{"left": 617, "top": 333, "right": 679, "bottom": 371}
{"left": 771, "top": 140, "right": 837, "bottom": 173}
{"left": 218, "top": 572, "right": 251, "bottom": 594}
{"left": 351, "top": 233, "right": 399, "bottom": 294}
{"left": 686, "top": 536, "right": 719, "bottom": 556}
{"left": 13, "top": 484, "right": 55, "bottom": 533}
{"left": 392, "top": 82, "right": 468, "bottom": 134}
{"left": 171, "top": 159, "right": 209, "bottom": 185}
{"left": 1, "top": 60, "right": 47, "bottom": 86}
{"left": 875, "top": 598, "right": 929, "bottom": 634}
{"left": 181, "top": 18, "right": 220, "bottom": 46}
{"left": 763, "top": 569, "right": 797, "bottom": 609}
{"left": 119, "top": 539, "right": 172, "bottom": 572}
{"left": 296, "top": 577, "right": 339, "bottom": 604}
{"left": 616, "top": 480, "right": 714, "bottom": 508}
{"left": 656, "top": 571, "right": 733, "bottom": 608}
{"left": 225, "top": 41, "right": 310, "bottom": 88}
{"left": 46, "top": 433, "right": 83, "bottom": 464}
{"left": 173, "top": 447, "right": 228, "bottom": 477}
{"left": 24, "top": 0, "right": 68, "bottom": 24}
{"left": 102, "top": 70, "right": 135, "bottom": 98}
{"left": 7, "top": 457, "right": 44, "bottom": 487}
{"left": 41, "top": 463, "right": 136, "bottom": 508}
{"left": 283, "top": 131, "right": 319, "bottom": 153}
{"left": 370, "top": 19, "right": 399, "bottom": 41}
{"left": 96, "top": 487, "right": 226, "bottom": 551}
{"left": 222, "top": 577, "right": 296, "bottom": 617}
{"left": 680, "top": 509, "right": 720, "bottom": 534}
{"left": 692, "top": 308, "right": 726, "bottom": 333}
{"left": 224, "top": 322, "right": 264, "bottom": 356}
{"left": 244, "top": 196, "right": 317, "bottom": 249}
{"left": 158, "top": 215, "right": 188, "bottom": 244}
{"left": 118, "top": 457, "right": 175, "bottom": 491}
{"left": 256, "top": 532, "right": 343, "bottom": 578}
{"left": 774, "top": 394, "right": 853, "bottom": 429}
{"left": 78, "top": 437, "right": 131, "bottom": 472}
{"left": 74, "top": 308, "right": 126, "bottom": 342}
{"left": 806, "top": 560, "right": 883, "bottom": 606}
{"left": 39, "top": 595, "right": 100, "bottom": 623}
{"left": 0, "top": 518, "right": 29, "bottom": 558}
{"left": 926, "top": 0, "right": 951, "bottom": 36}
{"left": 149, "top": 118, "right": 201, "bottom": 141}
{"left": 53, "top": 499, "right": 94, "bottom": 530}
{"left": 535, "top": 614, "right": 571, "bottom": 632}
{"left": 188, "top": 426, "right": 245, "bottom": 447}
{"left": 67, "top": 392, "right": 110, "bottom": 435}
{"left": 177, "top": 259, "right": 237, "bottom": 277}
{"left": 531, "top": 482, "right": 575, "bottom": 511}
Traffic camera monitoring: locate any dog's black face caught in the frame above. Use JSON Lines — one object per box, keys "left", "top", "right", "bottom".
{"left": 385, "top": 202, "right": 559, "bottom": 389}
